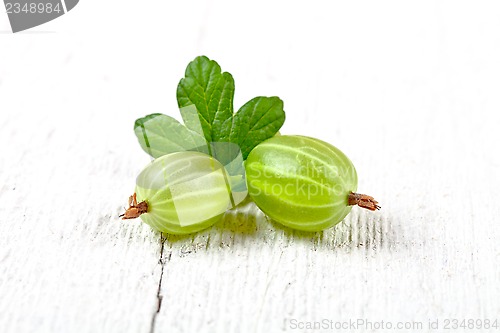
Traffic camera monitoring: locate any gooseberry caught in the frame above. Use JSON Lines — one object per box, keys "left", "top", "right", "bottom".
{"left": 245, "top": 135, "right": 379, "bottom": 232}
{"left": 122, "top": 151, "right": 235, "bottom": 235}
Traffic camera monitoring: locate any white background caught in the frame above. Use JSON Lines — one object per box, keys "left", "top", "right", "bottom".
{"left": 1, "top": 1, "right": 500, "bottom": 332}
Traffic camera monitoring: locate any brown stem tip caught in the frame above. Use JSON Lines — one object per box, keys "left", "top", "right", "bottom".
{"left": 119, "top": 193, "right": 148, "bottom": 219}
{"left": 348, "top": 192, "right": 381, "bottom": 211}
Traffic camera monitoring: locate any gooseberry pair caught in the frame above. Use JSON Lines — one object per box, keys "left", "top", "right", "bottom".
{"left": 122, "top": 135, "right": 379, "bottom": 234}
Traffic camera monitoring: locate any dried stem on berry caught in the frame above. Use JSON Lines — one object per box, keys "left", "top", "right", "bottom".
{"left": 120, "top": 193, "right": 148, "bottom": 219}
{"left": 348, "top": 192, "right": 380, "bottom": 211}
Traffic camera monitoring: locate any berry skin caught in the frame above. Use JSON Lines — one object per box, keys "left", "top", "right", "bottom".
{"left": 127, "top": 151, "right": 233, "bottom": 235}
{"left": 245, "top": 135, "right": 378, "bottom": 232}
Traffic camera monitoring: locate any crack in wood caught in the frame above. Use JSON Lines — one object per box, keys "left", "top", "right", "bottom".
{"left": 149, "top": 235, "right": 167, "bottom": 333}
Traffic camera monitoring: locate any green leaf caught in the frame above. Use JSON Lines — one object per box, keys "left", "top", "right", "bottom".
{"left": 229, "top": 96, "right": 286, "bottom": 159}
{"left": 135, "top": 56, "right": 286, "bottom": 163}
{"left": 177, "top": 56, "right": 235, "bottom": 143}
{"left": 134, "top": 113, "right": 208, "bottom": 158}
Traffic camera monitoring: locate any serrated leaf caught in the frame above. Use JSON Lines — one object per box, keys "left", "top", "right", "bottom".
{"left": 176, "top": 56, "right": 235, "bottom": 143}
{"left": 134, "top": 113, "right": 208, "bottom": 158}
{"left": 229, "top": 96, "right": 286, "bottom": 159}
{"left": 135, "top": 56, "right": 286, "bottom": 164}
{"left": 178, "top": 104, "right": 204, "bottom": 137}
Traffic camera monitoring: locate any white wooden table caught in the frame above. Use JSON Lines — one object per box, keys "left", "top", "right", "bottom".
{"left": 1, "top": 1, "right": 499, "bottom": 332}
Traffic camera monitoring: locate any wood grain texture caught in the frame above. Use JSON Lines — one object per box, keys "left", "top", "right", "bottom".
{"left": 1, "top": 1, "right": 500, "bottom": 332}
